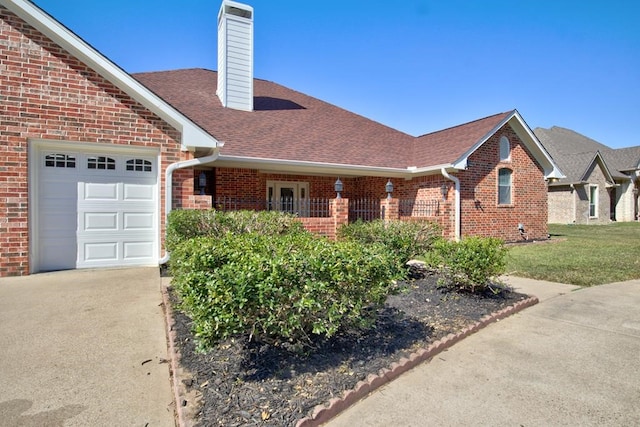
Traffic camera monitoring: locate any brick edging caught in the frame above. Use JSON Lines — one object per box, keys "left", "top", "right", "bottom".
{"left": 161, "top": 285, "right": 192, "bottom": 427}
{"left": 162, "top": 288, "right": 538, "bottom": 427}
{"left": 294, "top": 295, "right": 539, "bottom": 427}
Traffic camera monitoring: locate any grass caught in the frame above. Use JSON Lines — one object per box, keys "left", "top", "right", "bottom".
{"left": 505, "top": 222, "right": 640, "bottom": 287}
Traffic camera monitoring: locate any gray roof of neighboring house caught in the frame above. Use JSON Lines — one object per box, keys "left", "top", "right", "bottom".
{"left": 534, "top": 126, "right": 640, "bottom": 185}
{"left": 607, "top": 146, "right": 640, "bottom": 171}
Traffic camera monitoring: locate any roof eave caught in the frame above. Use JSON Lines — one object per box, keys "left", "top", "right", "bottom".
{"left": 451, "top": 110, "right": 565, "bottom": 179}
{"left": 211, "top": 155, "right": 455, "bottom": 178}
{"left": 580, "top": 151, "right": 616, "bottom": 184}
{"left": 3, "top": 0, "right": 219, "bottom": 152}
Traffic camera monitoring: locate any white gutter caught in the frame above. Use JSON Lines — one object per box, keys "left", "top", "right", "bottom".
{"left": 441, "top": 168, "right": 461, "bottom": 241}
{"left": 159, "top": 151, "right": 220, "bottom": 265}
{"left": 216, "top": 154, "right": 452, "bottom": 178}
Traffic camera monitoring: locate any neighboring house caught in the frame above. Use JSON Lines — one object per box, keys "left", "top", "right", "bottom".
{"left": 0, "top": 0, "right": 562, "bottom": 277}
{"left": 535, "top": 126, "right": 640, "bottom": 224}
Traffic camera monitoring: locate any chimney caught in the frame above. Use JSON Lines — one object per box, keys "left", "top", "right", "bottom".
{"left": 217, "top": 0, "right": 254, "bottom": 111}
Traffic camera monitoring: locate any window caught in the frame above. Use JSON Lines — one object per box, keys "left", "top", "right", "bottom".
{"left": 498, "top": 168, "right": 512, "bottom": 205}
{"left": 499, "top": 136, "right": 510, "bottom": 161}
{"left": 45, "top": 153, "right": 76, "bottom": 168}
{"left": 589, "top": 185, "right": 598, "bottom": 217}
{"left": 87, "top": 156, "right": 115, "bottom": 170}
{"left": 126, "top": 159, "right": 152, "bottom": 172}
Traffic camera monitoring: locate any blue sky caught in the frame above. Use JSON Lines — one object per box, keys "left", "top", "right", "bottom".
{"left": 32, "top": 0, "right": 640, "bottom": 148}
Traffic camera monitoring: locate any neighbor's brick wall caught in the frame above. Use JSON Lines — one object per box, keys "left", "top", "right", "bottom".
{"left": 0, "top": 8, "right": 187, "bottom": 276}
{"left": 579, "top": 160, "right": 611, "bottom": 224}
{"left": 547, "top": 186, "right": 575, "bottom": 223}
{"left": 615, "top": 179, "right": 638, "bottom": 222}
{"left": 457, "top": 124, "right": 548, "bottom": 241}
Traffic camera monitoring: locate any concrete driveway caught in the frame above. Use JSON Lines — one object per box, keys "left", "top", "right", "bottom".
{"left": 327, "top": 278, "right": 640, "bottom": 426}
{"left": 0, "top": 267, "right": 175, "bottom": 426}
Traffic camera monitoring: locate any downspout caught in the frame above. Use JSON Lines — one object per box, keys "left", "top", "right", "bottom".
{"left": 159, "top": 151, "right": 220, "bottom": 265}
{"left": 570, "top": 184, "right": 576, "bottom": 223}
{"left": 441, "top": 168, "right": 461, "bottom": 241}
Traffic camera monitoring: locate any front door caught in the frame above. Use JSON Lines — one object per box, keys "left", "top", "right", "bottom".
{"left": 268, "top": 181, "right": 309, "bottom": 216}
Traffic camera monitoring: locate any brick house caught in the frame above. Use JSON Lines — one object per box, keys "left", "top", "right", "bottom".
{"left": 0, "top": 0, "right": 562, "bottom": 277}
{"left": 535, "top": 126, "right": 640, "bottom": 224}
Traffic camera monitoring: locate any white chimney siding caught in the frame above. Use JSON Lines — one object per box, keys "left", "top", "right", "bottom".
{"left": 217, "top": 0, "right": 254, "bottom": 112}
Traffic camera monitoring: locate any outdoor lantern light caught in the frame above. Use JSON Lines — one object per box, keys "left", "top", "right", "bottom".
{"left": 386, "top": 179, "right": 394, "bottom": 199}
{"left": 334, "top": 178, "right": 343, "bottom": 199}
{"left": 441, "top": 183, "right": 448, "bottom": 201}
{"left": 198, "top": 171, "right": 207, "bottom": 195}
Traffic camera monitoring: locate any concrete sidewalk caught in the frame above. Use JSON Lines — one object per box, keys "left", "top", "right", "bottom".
{"left": 326, "top": 277, "right": 640, "bottom": 426}
{"left": 0, "top": 268, "right": 175, "bottom": 426}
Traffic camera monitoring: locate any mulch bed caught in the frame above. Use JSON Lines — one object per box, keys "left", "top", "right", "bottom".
{"left": 167, "top": 275, "right": 528, "bottom": 426}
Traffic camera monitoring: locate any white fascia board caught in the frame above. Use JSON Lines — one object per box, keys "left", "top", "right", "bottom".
{"left": 212, "top": 155, "right": 452, "bottom": 178}
{"left": 3, "top": 0, "right": 219, "bottom": 151}
{"left": 451, "top": 110, "right": 565, "bottom": 179}
{"left": 509, "top": 111, "right": 565, "bottom": 179}
{"left": 450, "top": 111, "right": 515, "bottom": 170}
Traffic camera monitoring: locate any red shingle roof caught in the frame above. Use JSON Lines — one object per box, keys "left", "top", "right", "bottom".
{"left": 134, "top": 68, "right": 514, "bottom": 170}
{"left": 413, "top": 112, "right": 512, "bottom": 167}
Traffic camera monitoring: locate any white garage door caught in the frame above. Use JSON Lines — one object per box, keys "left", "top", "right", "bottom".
{"left": 36, "top": 147, "right": 158, "bottom": 272}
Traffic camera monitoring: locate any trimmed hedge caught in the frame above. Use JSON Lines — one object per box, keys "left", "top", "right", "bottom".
{"left": 165, "top": 209, "right": 305, "bottom": 252}
{"left": 170, "top": 231, "right": 402, "bottom": 352}
{"left": 338, "top": 219, "right": 441, "bottom": 273}
{"left": 424, "top": 236, "right": 508, "bottom": 293}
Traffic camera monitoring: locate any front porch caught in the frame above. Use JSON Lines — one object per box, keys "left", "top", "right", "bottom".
{"left": 177, "top": 166, "right": 455, "bottom": 239}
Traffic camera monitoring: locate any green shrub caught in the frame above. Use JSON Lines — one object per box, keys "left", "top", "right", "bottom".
{"left": 425, "top": 236, "right": 508, "bottom": 293}
{"left": 170, "top": 232, "right": 402, "bottom": 352}
{"left": 338, "top": 219, "right": 441, "bottom": 273}
{"left": 165, "top": 209, "right": 305, "bottom": 252}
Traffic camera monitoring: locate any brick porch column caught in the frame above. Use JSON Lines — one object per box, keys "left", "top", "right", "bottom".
{"left": 381, "top": 197, "right": 399, "bottom": 223}
{"left": 330, "top": 198, "right": 349, "bottom": 239}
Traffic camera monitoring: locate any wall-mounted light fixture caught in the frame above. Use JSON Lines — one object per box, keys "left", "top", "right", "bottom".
{"left": 440, "top": 183, "right": 448, "bottom": 201}
{"left": 385, "top": 179, "right": 394, "bottom": 200}
{"left": 334, "top": 178, "right": 343, "bottom": 199}
{"left": 198, "top": 171, "right": 207, "bottom": 195}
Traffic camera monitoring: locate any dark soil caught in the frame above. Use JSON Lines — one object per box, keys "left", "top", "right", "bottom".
{"left": 168, "top": 275, "right": 527, "bottom": 426}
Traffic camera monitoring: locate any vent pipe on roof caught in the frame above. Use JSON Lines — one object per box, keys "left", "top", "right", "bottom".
{"left": 217, "top": 0, "right": 254, "bottom": 111}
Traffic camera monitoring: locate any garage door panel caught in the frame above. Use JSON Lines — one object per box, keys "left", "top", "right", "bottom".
{"left": 83, "top": 242, "right": 118, "bottom": 262}
{"left": 83, "top": 212, "right": 118, "bottom": 231}
{"left": 123, "top": 241, "right": 155, "bottom": 259}
{"left": 124, "top": 212, "right": 154, "bottom": 230}
{"left": 36, "top": 148, "right": 159, "bottom": 272}
{"left": 83, "top": 182, "right": 118, "bottom": 200}
{"left": 124, "top": 183, "right": 155, "bottom": 201}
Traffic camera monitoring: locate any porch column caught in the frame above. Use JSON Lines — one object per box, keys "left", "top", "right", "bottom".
{"left": 330, "top": 198, "right": 349, "bottom": 238}
{"left": 381, "top": 198, "right": 399, "bottom": 223}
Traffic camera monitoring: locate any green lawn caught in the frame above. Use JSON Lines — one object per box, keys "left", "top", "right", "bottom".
{"left": 505, "top": 222, "right": 640, "bottom": 286}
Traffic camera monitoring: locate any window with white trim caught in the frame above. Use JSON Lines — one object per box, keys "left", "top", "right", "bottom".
{"left": 498, "top": 168, "right": 512, "bottom": 205}
{"left": 499, "top": 136, "right": 511, "bottom": 161}
{"left": 589, "top": 185, "right": 598, "bottom": 217}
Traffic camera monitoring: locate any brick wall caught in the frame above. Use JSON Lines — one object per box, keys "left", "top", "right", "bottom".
{"left": 548, "top": 186, "right": 574, "bottom": 223}
{"left": 579, "top": 161, "right": 611, "bottom": 224}
{"left": 456, "top": 124, "right": 548, "bottom": 241}
{"left": 0, "top": 8, "right": 185, "bottom": 276}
